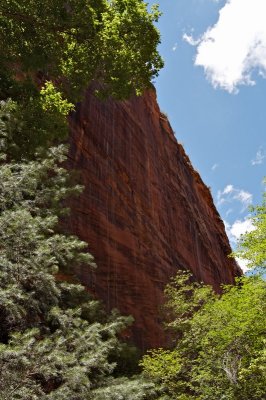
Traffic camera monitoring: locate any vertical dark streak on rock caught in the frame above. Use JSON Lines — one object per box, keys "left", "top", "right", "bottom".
{"left": 65, "top": 87, "right": 242, "bottom": 351}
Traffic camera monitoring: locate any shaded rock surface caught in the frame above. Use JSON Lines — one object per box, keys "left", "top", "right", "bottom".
{"left": 66, "top": 87, "right": 241, "bottom": 350}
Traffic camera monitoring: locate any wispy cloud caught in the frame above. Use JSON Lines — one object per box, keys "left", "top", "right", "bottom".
{"left": 234, "top": 190, "right": 253, "bottom": 209}
{"left": 251, "top": 147, "right": 265, "bottom": 165}
{"left": 183, "top": 33, "right": 200, "bottom": 47}
{"left": 172, "top": 43, "right": 178, "bottom": 52}
{"left": 211, "top": 163, "right": 219, "bottom": 171}
{"left": 184, "top": 0, "right": 266, "bottom": 92}
{"left": 223, "top": 184, "right": 234, "bottom": 195}
{"left": 225, "top": 208, "right": 233, "bottom": 217}
{"left": 217, "top": 184, "right": 253, "bottom": 211}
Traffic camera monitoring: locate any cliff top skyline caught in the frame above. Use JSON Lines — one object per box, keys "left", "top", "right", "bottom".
{"left": 151, "top": 0, "right": 266, "bottom": 271}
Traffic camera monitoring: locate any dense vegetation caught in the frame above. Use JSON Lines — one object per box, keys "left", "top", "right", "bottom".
{"left": 141, "top": 194, "right": 266, "bottom": 399}
{"left": 141, "top": 273, "right": 266, "bottom": 399}
{"left": 0, "top": 0, "right": 163, "bottom": 398}
{"left": 0, "top": 0, "right": 163, "bottom": 158}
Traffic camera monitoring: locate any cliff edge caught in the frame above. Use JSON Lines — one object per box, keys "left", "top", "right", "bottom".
{"left": 66, "top": 87, "right": 241, "bottom": 350}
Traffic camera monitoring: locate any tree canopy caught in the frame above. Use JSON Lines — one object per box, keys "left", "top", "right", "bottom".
{"left": 0, "top": 0, "right": 163, "bottom": 157}
{"left": 0, "top": 0, "right": 163, "bottom": 101}
{"left": 141, "top": 271, "right": 266, "bottom": 400}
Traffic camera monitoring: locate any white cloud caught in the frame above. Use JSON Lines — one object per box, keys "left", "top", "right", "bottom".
{"left": 223, "top": 184, "right": 234, "bottom": 195}
{"left": 172, "top": 43, "right": 178, "bottom": 52}
{"left": 230, "top": 219, "right": 255, "bottom": 240}
{"left": 183, "top": 33, "right": 200, "bottom": 47}
{"left": 217, "top": 184, "right": 253, "bottom": 211}
{"left": 233, "top": 190, "right": 253, "bottom": 211}
{"left": 251, "top": 147, "right": 265, "bottom": 165}
{"left": 223, "top": 220, "right": 233, "bottom": 240}
{"left": 224, "top": 218, "right": 255, "bottom": 244}
{"left": 184, "top": 0, "right": 266, "bottom": 92}
{"left": 235, "top": 257, "right": 250, "bottom": 273}
{"left": 224, "top": 218, "right": 255, "bottom": 272}
{"left": 211, "top": 163, "right": 219, "bottom": 171}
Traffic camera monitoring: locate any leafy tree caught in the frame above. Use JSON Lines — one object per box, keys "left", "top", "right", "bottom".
{"left": 233, "top": 184, "right": 266, "bottom": 271}
{"left": 0, "top": 0, "right": 163, "bottom": 156}
{"left": 0, "top": 0, "right": 162, "bottom": 97}
{"left": 141, "top": 271, "right": 266, "bottom": 400}
{"left": 0, "top": 0, "right": 163, "bottom": 116}
{"left": 0, "top": 0, "right": 163, "bottom": 100}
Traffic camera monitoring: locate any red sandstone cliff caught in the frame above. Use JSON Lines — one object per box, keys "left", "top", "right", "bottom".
{"left": 66, "top": 87, "right": 241, "bottom": 350}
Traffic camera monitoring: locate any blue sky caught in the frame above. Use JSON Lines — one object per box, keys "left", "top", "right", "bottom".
{"left": 150, "top": 0, "right": 266, "bottom": 271}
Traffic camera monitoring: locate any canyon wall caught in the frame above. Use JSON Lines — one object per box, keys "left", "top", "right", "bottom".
{"left": 66, "top": 87, "right": 241, "bottom": 350}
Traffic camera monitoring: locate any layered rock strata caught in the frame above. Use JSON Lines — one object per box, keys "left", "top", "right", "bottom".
{"left": 66, "top": 88, "right": 241, "bottom": 350}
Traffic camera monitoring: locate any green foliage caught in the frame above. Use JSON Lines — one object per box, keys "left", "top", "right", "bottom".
{"left": 141, "top": 349, "right": 182, "bottom": 384}
{"left": 0, "top": 310, "right": 130, "bottom": 399}
{"left": 0, "top": 0, "right": 163, "bottom": 157}
{"left": 0, "top": 0, "right": 163, "bottom": 101}
{"left": 91, "top": 376, "right": 161, "bottom": 400}
{"left": 162, "top": 271, "right": 215, "bottom": 336}
{"left": 0, "top": 148, "right": 87, "bottom": 341}
{"left": 0, "top": 102, "right": 159, "bottom": 398}
{"left": 0, "top": 98, "right": 69, "bottom": 159}
{"left": 141, "top": 271, "right": 266, "bottom": 400}
{"left": 110, "top": 342, "right": 142, "bottom": 377}
{"left": 233, "top": 184, "right": 266, "bottom": 271}
{"left": 0, "top": 145, "right": 147, "bottom": 397}
{"left": 40, "top": 81, "right": 74, "bottom": 116}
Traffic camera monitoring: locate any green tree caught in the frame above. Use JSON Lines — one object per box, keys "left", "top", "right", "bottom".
{"left": 0, "top": 102, "right": 160, "bottom": 398}
{"left": 0, "top": 0, "right": 163, "bottom": 100}
{"left": 233, "top": 184, "right": 266, "bottom": 271}
{"left": 0, "top": 0, "right": 163, "bottom": 156}
{"left": 141, "top": 271, "right": 266, "bottom": 400}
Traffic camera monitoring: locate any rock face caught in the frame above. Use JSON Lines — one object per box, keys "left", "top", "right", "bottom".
{"left": 66, "top": 87, "right": 241, "bottom": 350}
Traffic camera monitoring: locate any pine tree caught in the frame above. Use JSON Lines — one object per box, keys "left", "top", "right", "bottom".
{"left": 0, "top": 102, "right": 159, "bottom": 398}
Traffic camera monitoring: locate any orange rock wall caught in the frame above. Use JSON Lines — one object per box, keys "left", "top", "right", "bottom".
{"left": 66, "top": 88, "right": 241, "bottom": 350}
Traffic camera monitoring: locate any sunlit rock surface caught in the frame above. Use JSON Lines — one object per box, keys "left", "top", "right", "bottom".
{"left": 66, "top": 87, "right": 241, "bottom": 350}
